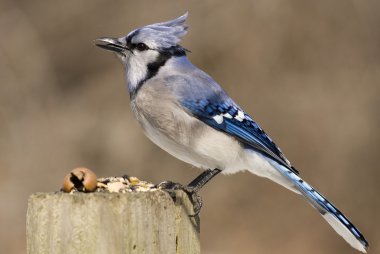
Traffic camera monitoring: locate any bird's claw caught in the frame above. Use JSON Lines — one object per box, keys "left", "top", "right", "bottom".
{"left": 158, "top": 181, "right": 202, "bottom": 217}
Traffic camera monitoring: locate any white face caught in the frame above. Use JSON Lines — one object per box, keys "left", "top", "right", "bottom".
{"left": 97, "top": 13, "right": 188, "bottom": 93}
{"left": 118, "top": 46, "right": 160, "bottom": 91}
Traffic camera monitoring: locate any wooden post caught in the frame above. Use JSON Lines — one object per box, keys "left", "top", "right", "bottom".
{"left": 27, "top": 190, "right": 200, "bottom": 254}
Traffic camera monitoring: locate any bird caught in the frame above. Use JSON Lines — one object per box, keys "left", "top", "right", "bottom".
{"left": 95, "top": 13, "right": 368, "bottom": 252}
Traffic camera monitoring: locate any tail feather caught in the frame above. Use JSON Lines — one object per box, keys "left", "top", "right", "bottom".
{"left": 274, "top": 163, "right": 368, "bottom": 253}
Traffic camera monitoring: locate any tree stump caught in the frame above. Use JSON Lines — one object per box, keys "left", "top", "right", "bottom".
{"left": 27, "top": 190, "right": 200, "bottom": 254}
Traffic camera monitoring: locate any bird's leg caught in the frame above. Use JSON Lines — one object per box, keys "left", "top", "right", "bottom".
{"left": 186, "top": 168, "right": 222, "bottom": 193}
{"left": 158, "top": 169, "right": 221, "bottom": 216}
{"left": 185, "top": 168, "right": 221, "bottom": 216}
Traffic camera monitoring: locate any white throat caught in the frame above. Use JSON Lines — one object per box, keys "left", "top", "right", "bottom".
{"left": 124, "top": 50, "right": 160, "bottom": 93}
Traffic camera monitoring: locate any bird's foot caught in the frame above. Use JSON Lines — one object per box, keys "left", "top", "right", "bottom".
{"left": 157, "top": 181, "right": 202, "bottom": 217}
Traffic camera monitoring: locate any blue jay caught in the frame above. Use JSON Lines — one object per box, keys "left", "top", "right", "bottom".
{"left": 95, "top": 13, "right": 368, "bottom": 252}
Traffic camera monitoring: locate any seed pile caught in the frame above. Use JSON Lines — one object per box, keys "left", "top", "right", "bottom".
{"left": 62, "top": 167, "right": 157, "bottom": 193}
{"left": 96, "top": 176, "right": 157, "bottom": 193}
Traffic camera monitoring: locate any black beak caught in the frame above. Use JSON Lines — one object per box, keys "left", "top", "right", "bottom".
{"left": 95, "top": 37, "right": 130, "bottom": 53}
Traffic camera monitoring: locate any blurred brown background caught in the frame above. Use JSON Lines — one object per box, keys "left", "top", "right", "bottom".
{"left": 0, "top": 0, "right": 379, "bottom": 253}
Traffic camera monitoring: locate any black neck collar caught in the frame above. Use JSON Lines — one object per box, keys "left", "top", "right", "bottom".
{"left": 129, "top": 46, "right": 187, "bottom": 98}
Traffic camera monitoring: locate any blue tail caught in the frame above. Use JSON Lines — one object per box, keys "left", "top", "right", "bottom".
{"left": 275, "top": 164, "right": 368, "bottom": 252}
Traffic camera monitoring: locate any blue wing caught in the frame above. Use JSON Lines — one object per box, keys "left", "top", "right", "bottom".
{"left": 177, "top": 75, "right": 368, "bottom": 251}
{"left": 181, "top": 96, "right": 298, "bottom": 174}
{"left": 181, "top": 96, "right": 370, "bottom": 251}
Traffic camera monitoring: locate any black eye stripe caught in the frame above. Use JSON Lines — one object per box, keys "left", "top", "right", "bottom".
{"left": 130, "top": 42, "right": 149, "bottom": 51}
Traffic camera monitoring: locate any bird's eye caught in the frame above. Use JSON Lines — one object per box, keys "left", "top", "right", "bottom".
{"left": 136, "top": 43, "right": 149, "bottom": 51}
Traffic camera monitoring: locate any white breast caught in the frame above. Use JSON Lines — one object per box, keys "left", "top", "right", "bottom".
{"left": 130, "top": 82, "right": 247, "bottom": 171}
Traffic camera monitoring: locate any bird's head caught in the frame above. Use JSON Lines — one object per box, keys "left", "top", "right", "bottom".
{"left": 95, "top": 13, "right": 188, "bottom": 95}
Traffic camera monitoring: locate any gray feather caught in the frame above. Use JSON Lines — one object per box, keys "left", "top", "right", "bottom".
{"left": 128, "top": 13, "right": 188, "bottom": 49}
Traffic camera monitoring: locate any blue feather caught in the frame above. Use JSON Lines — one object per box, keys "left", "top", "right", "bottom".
{"left": 181, "top": 97, "right": 368, "bottom": 251}
{"left": 277, "top": 165, "right": 369, "bottom": 250}
{"left": 181, "top": 98, "right": 295, "bottom": 172}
